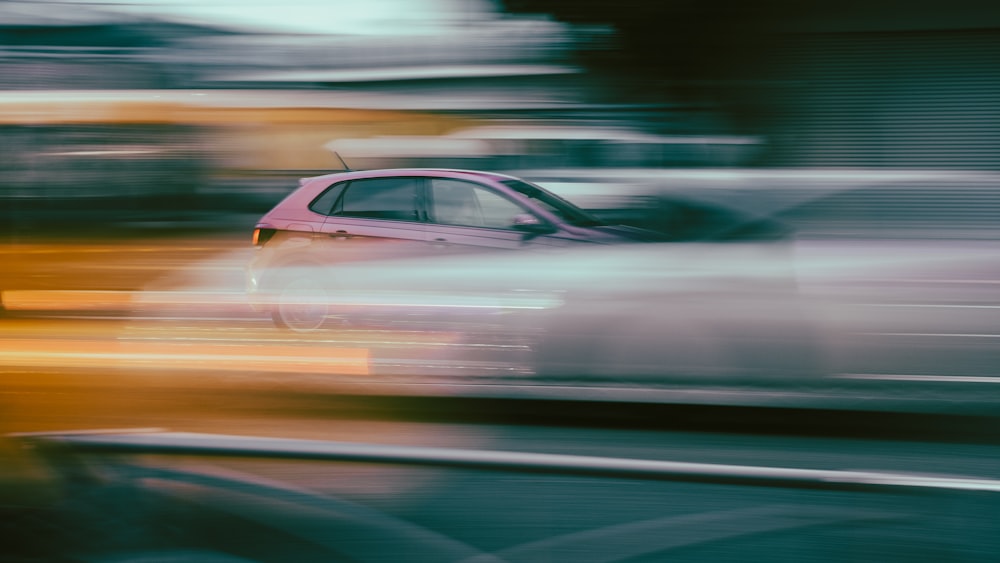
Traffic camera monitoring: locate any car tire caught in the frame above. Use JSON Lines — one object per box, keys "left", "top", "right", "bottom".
{"left": 271, "top": 276, "right": 334, "bottom": 332}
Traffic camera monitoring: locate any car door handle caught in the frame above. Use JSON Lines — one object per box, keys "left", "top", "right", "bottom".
{"left": 330, "top": 230, "right": 350, "bottom": 238}
{"left": 432, "top": 238, "right": 450, "bottom": 248}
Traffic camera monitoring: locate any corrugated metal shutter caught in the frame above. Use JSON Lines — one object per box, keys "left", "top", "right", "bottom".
{"left": 774, "top": 176, "right": 1000, "bottom": 238}
{"left": 767, "top": 29, "right": 1000, "bottom": 171}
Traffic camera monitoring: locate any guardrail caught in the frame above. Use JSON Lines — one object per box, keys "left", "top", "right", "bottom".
{"left": 11, "top": 428, "right": 1000, "bottom": 562}
{"left": 16, "top": 429, "right": 1000, "bottom": 494}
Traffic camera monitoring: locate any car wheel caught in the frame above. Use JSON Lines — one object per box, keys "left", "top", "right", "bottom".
{"left": 271, "top": 276, "right": 333, "bottom": 332}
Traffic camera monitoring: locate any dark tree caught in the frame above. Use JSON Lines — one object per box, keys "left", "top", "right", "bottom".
{"left": 497, "top": 1, "right": 799, "bottom": 133}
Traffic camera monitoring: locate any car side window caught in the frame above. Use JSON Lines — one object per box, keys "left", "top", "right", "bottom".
{"left": 430, "top": 179, "right": 528, "bottom": 229}
{"left": 308, "top": 181, "right": 347, "bottom": 216}
{"left": 335, "top": 177, "right": 421, "bottom": 221}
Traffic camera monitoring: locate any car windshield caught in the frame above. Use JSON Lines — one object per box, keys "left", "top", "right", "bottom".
{"left": 500, "top": 179, "right": 605, "bottom": 227}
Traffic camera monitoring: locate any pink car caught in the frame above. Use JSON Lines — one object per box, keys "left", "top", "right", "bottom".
{"left": 248, "top": 168, "right": 666, "bottom": 330}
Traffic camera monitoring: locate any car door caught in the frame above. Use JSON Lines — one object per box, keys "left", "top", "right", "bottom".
{"left": 425, "top": 177, "right": 561, "bottom": 254}
{"left": 315, "top": 176, "right": 430, "bottom": 262}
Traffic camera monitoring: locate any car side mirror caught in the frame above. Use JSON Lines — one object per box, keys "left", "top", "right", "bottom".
{"left": 512, "top": 213, "right": 555, "bottom": 234}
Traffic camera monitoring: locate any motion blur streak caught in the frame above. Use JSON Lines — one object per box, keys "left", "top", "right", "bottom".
{"left": 5, "top": 0, "right": 1000, "bottom": 561}
{"left": 0, "top": 338, "right": 369, "bottom": 375}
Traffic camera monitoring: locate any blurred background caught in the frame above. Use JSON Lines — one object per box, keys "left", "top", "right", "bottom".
{"left": 4, "top": 1, "right": 1000, "bottom": 561}
{"left": 2, "top": 0, "right": 1000, "bottom": 235}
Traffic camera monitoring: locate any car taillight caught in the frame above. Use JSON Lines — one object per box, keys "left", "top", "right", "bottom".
{"left": 253, "top": 227, "right": 276, "bottom": 248}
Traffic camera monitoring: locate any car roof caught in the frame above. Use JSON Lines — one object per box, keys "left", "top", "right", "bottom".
{"left": 301, "top": 168, "right": 519, "bottom": 185}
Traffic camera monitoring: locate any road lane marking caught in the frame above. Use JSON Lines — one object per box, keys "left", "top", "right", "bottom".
{"left": 836, "top": 373, "right": 1000, "bottom": 383}
{"left": 861, "top": 303, "right": 1000, "bottom": 309}
{"left": 858, "top": 332, "right": 1000, "bottom": 338}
